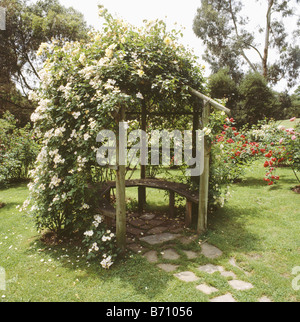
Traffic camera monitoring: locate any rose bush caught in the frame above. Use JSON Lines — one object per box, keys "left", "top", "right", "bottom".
{"left": 22, "top": 6, "right": 205, "bottom": 243}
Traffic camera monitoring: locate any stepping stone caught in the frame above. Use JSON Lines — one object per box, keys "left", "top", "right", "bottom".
{"left": 161, "top": 249, "right": 180, "bottom": 260}
{"left": 196, "top": 284, "right": 218, "bottom": 295}
{"left": 220, "top": 270, "right": 237, "bottom": 278}
{"left": 259, "top": 296, "right": 272, "bottom": 303}
{"left": 183, "top": 250, "right": 198, "bottom": 260}
{"left": 140, "top": 213, "right": 156, "bottom": 221}
{"left": 174, "top": 271, "right": 199, "bottom": 282}
{"left": 127, "top": 226, "right": 144, "bottom": 236}
{"left": 127, "top": 243, "right": 145, "bottom": 254}
{"left": 157, "top": 263, "right": 179, "bottom": 272}
{"left": 140, "top": 233, "right": 180, "bottom": 245}
{"left": 228, "top": 280, "right": 254, "bottom": 291}
{"left": 229, "top": 257, "right": 251, "bottom": 276}
{"left": 147, "top": 226, "right": 168, "bottom": 235}
{"left": 148, "top": 219, "right": 165, "bottom": 227}
{"left": 129, "top": 218, "right": 146, "bottom": 228}
{"left": 200, "top": 243, "right": 223, "bottom": 259}
{"left": 197, "top": 264, "right": 223, "bottom": 274}
{"left": 179, "top": 235, "right": 198, "bottom": 245}
{"left": 143, "top": 250, "right": 158, "bottom": 263}
{"left": 210, "top": 293, "right": 236, "bottom": 303}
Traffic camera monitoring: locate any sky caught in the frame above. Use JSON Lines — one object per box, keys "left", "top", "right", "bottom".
{"left": 31, "top": 0, "right": 300, "bottom": 92}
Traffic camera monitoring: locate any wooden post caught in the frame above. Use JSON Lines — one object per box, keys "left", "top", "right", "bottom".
{"left": 197, "top": 102, "right": 211, "bottom": 234}
{"left": 185, "top": 200, "right": 193, "bottom": 227}
{"left": 138, "top": 101, "right": 147, "bottom": 213}
{"left": 169, "top": 190, "right": 175, "bottom": 217}
{"left": 116, "top": 106, "right": 126, "bottom": 251}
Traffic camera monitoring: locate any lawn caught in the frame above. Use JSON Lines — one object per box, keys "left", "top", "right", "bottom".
{"left": 0, "top": 161, "right": 299, "bottom": 302}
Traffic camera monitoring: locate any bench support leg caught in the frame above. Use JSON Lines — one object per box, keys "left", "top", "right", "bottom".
{"left": 185, "top": 200, "right": 193, "bottom": 227}
{"left": 138, "top": 186, "right": 146, "bottom": 213}
{"left": 169, "top": 191, "right": 175, "bottom": 217}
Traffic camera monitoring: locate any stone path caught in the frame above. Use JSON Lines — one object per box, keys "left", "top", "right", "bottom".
{"left": 112, "top": 211, "right": 272, "bottom": 303}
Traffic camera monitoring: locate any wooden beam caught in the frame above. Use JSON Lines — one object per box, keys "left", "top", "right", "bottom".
{"left": 197, "top": 102, "right": 211, "bottom": 234}
{"left": 116, "top": 106, "right": 127, "bottom": 251}
{"left": 189, "top": 87, "right": 231, "bottom": 116}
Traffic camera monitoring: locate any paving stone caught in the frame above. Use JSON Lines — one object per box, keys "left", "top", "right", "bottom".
{"left": 157, "top": 263, "right": 179, "bottom": 272}
{"left": 127, "top": 243, "right": 145, "bottom": 254}
{"left": 197, "top": 264, "right": 223, "bottom": 274}
{"left": 129, "top": 218, "right": 146, "bottom": 228}
{"left": 168, "top": 226, "right": 184, "bottom": 234}
{"left": 196, "top": 284, "right": 219, "bottom": 295}
{"left": 229, "top": 257, "right": 251, "bottom": 276}
{"left": 139, "top": 233, "right": 180, "bottom": 245}
{"left": 182, "top": 250, "right": 198, "bottom": 260}
{"left": 220, "top": 271, "right": 237, "bottom": 278}
{"left": 140, "top": 213, "right": 156, "bottom": 221}
{"left": 259, "top": 296, "right": 272, "bottom": 303}
{"left": 174, "top": 271, "right": 199, "bottom": 282}
{"left": 210, "top": 293, "right": 236, "bottom": 303}
{"left": 228, "top": 280, "right": 254, "bottom": 291}
{"left": 147, "top": 226, "right": 169, "bottom": 235}
{"left": 143, "top": 250, "right": 158, "bottom": 263}
{"left": 179, "top": 235, "right": 198, "bottom": 245}
{"left": 127, "top": 226, "right": 144, "bottom": 236}
{"left": 200, "top": 243, "right": 223, "bottom": 259}
{"left": 161, "top": 249, "right": 180, "bottom": 260}
{"left": 148, "top": 219, "right": 165, "bottom": 227}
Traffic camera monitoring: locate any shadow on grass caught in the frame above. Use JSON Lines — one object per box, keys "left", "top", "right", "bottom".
{"left": 26, "top": 232, "right": 173, "bottom": 300}
{"left": 206, "top": 204, "right": 264, "bottom": 254}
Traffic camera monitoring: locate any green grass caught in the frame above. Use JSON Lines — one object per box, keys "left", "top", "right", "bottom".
{"left": 276, "top": 118, "right": 300, "bottom": 128}
{"left": 0, "top": 162, "right": 299, "bottom": 302}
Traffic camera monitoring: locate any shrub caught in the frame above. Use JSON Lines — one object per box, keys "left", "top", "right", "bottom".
{"left": 0, "top": 111, "right": 39, "bottom": 186}
{"left": 83, "top": 215, "right": 118, "bottom": 269}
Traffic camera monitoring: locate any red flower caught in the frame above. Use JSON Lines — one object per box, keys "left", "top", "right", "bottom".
{"left": 268, "top": 181, "right": 274, "bottom": 186}
{"left": 264, "top": 161, "right": 269, "bottom": 168}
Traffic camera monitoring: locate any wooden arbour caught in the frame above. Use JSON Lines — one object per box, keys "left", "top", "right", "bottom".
{"left": 100, "top": 87, "right": 230, "bottom": 251}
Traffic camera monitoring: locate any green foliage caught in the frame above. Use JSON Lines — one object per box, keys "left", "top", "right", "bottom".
{"left": 82, "top": 215, "right": 118, "bottom": 269}
{"left": 0, "top": 0, "right": 89, "bottom": 126}
{"left": 0, "top": 111, "right": 40, "bottom": 186}
{"left": 238, "top": 73, "right": 275, "bottom": 125}
{"left": 193, "top": 0, "right": 300, "bottom": 87}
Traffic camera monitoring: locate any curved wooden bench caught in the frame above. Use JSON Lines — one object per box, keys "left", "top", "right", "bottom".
{"left": 94, "top": 179, "right": 199, "bottom": 227}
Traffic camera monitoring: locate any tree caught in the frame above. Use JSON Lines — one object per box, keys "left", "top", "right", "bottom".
{"left": 238, "top": 72, "right": 275, "bottom": 125}
{"left": 0, "top": 0, "right": 89, "bottom": 98}
{"left": 193, "top": 0, "right": 300, "bottom": 87}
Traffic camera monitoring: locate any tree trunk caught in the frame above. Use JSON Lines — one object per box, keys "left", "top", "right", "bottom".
{"left": 263, "top": 0, "right": 274, "bottom": 80}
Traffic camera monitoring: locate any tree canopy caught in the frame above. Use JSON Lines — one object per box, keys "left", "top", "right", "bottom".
{"left": 193, "top": 0, "right": 300, "bottom": 87}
